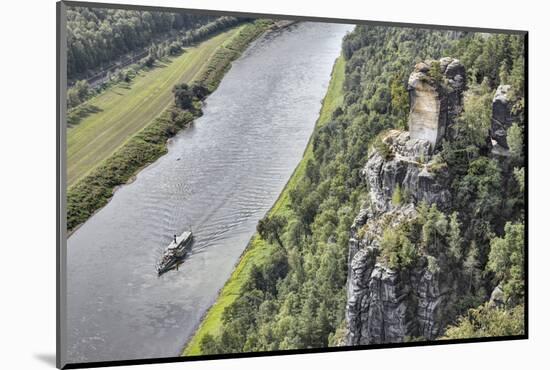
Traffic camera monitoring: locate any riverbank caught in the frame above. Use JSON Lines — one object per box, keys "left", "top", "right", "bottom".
{"left": 181, "top": 56, "right": 346, "bottom": 356}
{"left": 67, "top": 19, "right": 274, "bottom": 232}
{"left": 67, "top": 27, "right": 241, "bottom": 187}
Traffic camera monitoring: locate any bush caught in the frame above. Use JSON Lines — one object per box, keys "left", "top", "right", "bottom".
{"left": 67, "top": 80, "right": 90, "bottom": 109}
{"left": 391, "top": 185, "right": 403, "bottom": 206}
{"left": 373, "top": 136, "right": 393, "bottom": 160}
{"left": 428, "top": 60, "right": 444, "bottom": 83}
{"left": 169, "top": 41, "right": 182, "bottom": 55}
{"left": 487, "top": 222, "right": 524, "bottom": 301}
{"left": 443, "top": 303, "right": 524, "bottom": 339}
{"left": 380, "top": 227, "right": 417, "bottom": 269}
{"left": 507, "top": 123, "right": 523, "bottom": 160}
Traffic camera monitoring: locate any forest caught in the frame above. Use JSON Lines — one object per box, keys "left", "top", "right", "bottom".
{"left": 196, "top": 26, "right": 525, "bottom": 353}
{"left": 66, "top": 7, "right": 245, "bottom": 80}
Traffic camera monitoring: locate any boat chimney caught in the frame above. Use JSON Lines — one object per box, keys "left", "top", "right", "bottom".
{"left": 173, "top": 234, "right": 177, "bottom": 243}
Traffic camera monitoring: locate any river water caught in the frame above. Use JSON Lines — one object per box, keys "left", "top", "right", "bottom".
{"left": 66, "top": 21, "right": 352, "bottom": 363}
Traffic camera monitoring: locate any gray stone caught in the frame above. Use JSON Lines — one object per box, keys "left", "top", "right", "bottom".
{"left": 489, "top": 283, "right": 506, "bottom": 308}
{"left": 345, "top": 59, "right": 466, "bottom": 345}
{"left": 491, "top": 85, "right": 513, "bottom": 149}
{"left": 345, "top": 202, "right": 452, "bottom": 345}
{"left": 407, "top": 58, "right": 466, "bottom": 147}
{"left": 362, "top": 130, "right": 451, "bottom": 214}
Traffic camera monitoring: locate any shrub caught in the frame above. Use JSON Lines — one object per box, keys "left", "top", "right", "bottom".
{"left": 380, "top": 227, "right": 417, "bottom": 269}
{"left": 443, "top": 303, "right": 524, "bottom": 339}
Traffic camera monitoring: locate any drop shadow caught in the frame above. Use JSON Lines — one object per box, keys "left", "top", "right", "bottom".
{"left": 34, "top": 353, "right": 56, "bottom": 367}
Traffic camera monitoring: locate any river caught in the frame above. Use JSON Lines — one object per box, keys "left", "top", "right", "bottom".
{"left": 66, "top": 21, "right": 352, "bottom": 363}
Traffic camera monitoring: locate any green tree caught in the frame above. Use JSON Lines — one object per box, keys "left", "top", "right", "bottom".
{"left": 191, "top": 83, "right": 209, "bottom": 100}
{"left": 199, "top": 333, "right": 220, "bottom": 354}
{"left": 456, "top": 157, "right": 502, "bottom": 222}
{"left": 507, "top": 123, "right": 523, "bottom": 160}
{"left": 447, "top": 212, "right": 463, "bottom": 263}
{"left": 428, "top": 60, "right": 444, "bottom": 83}
{"left": 420, "top": 204, "right": 448, "bottom": 254}
{"left": 67, "top": 80, "right": 90, "bottom": 108}
{"left": 391, "top": 185, "right": 403, "bottom": 206}
{"left": 74, "top": 80, "right": 90, "bottom": 101}
{"left": 390, "top": 75, "right": 409, "bottom": 127}
{"left": 510, "top": 56, "right": 525, "bottom": 97}
{"left": 67, "top": 88, "right": 81, "bottom": 108}
{"left": 457, "top": 78, "right": 493, "bottom": 147}
{"left": 173, "top": 83, "right": 194, "bottom": 109}
{"left": 498, "top": 60, "right": 510, "bottom": 85}
{"left": 513, "top": 167, "right": 525, "bottom": 193}
{"left": 380, "top": 227, "right": 416, "bottom": 269}
{"left": 443, "top": 303, "right": 524, "bottom": 339}
{"left": 257, "top": 215, "right": 287, "bottom": 249}
{"left": 464, "top": 241, "right": 480, "bottom": 293}
{"left": 487, "top": 222, "right": 525, "bottom": 301}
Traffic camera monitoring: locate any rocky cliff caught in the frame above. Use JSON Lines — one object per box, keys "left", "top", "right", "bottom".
{"left": 489, "top": 83, "right": 524, "bottom": 158}
{"left": 408, "top": 57, "right": 465, "bottom": 147}
{"left": 345, "top": 59, "right": 466, "bottom": 345}
{"left": 491, "top": 84, "right": 514, "bottom": 150}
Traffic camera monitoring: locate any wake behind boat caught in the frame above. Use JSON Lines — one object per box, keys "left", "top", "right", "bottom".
{"left": 156, "top": 231, "right": 193, "bottom": 275}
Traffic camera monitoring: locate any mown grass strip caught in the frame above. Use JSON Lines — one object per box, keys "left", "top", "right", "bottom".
{"left": 67, "top": 20, "right": 274, "bottom": 233}
{"left": 67, "top": 27, "right": 242, "bottom": 187}
{"left": 182, "top": 56, "right": 346, "bottom": 356}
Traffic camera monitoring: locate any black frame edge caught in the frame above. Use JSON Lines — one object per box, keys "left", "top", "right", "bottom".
{"left": 62, "top": 335, "right": 528, "bottom": 369}
{"left": 61, "top": 0, "right": 527, "bottom": 35}
{"left": 523, "top": 32, "right": 529, "bottom": 339}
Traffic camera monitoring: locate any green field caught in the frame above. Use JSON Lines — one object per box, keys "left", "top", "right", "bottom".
{"left": 182, "top": 56, "right": 346, "bottom": 356}
{"left": 67, "top": 27, "right": 242, "bottom": 187}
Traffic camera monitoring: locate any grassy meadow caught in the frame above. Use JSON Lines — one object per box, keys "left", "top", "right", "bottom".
{"left": 67, "top": 27, "right": 242, "bottom": 186}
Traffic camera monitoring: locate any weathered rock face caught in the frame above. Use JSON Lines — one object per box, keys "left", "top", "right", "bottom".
{"left": 364, "top": 130, "right": 451, "bottom": 214}
{"left": 345, "top": 130, "right": 454, "bottom": 345}
{"left": 489, "top": 284, "right": 505, "bottom": 308}
{"left": 347, "top": 204, "right": 414, "bottom": 345}
{"left": 491, "top": 84, "right": 513, "bottom": 149}
{"left": 408, "top": 58, "right": 465, "bottom": 147}
{"left": 347, "top": 253, "right": 453, "bottom": 345}
{"left": 345, "top": 59, "right": 466, "bottom": 345}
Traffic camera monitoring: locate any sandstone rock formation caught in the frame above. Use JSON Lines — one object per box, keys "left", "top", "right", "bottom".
{"left": 346, "top": 131, "right": 454, "bottom": 345}
{"left": 407, "top": 58, "right": 465, "bottom": 147}
{"left": 491, "top": 84, "right": 514, "bottom": 151}
{"left": 364, "top": 130, "right": 451, "bottom": 214}
{"left": 345, "top": 58, "right": 467, "bottom": 346}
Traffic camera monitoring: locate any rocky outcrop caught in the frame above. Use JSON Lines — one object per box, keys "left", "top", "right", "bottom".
{"left": 346, "top": 131, "right": 453, "bottom": 345}
{"left": 489, "top": 283, "right": 505, "bottom": 308}
{"left": 408, "top": 58, "right": 466, "bottom": 147}
{"left": 490, "top": 84, "right": 514, "bottom": 151}
{"left": 345, "top": 58, "right": 466, "bottom": 346}
{"left": 364, "top": 130, "right": 451, "bottom": 214}
{"left": 347, "top": 251, "right": 453, "bottom": 344}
